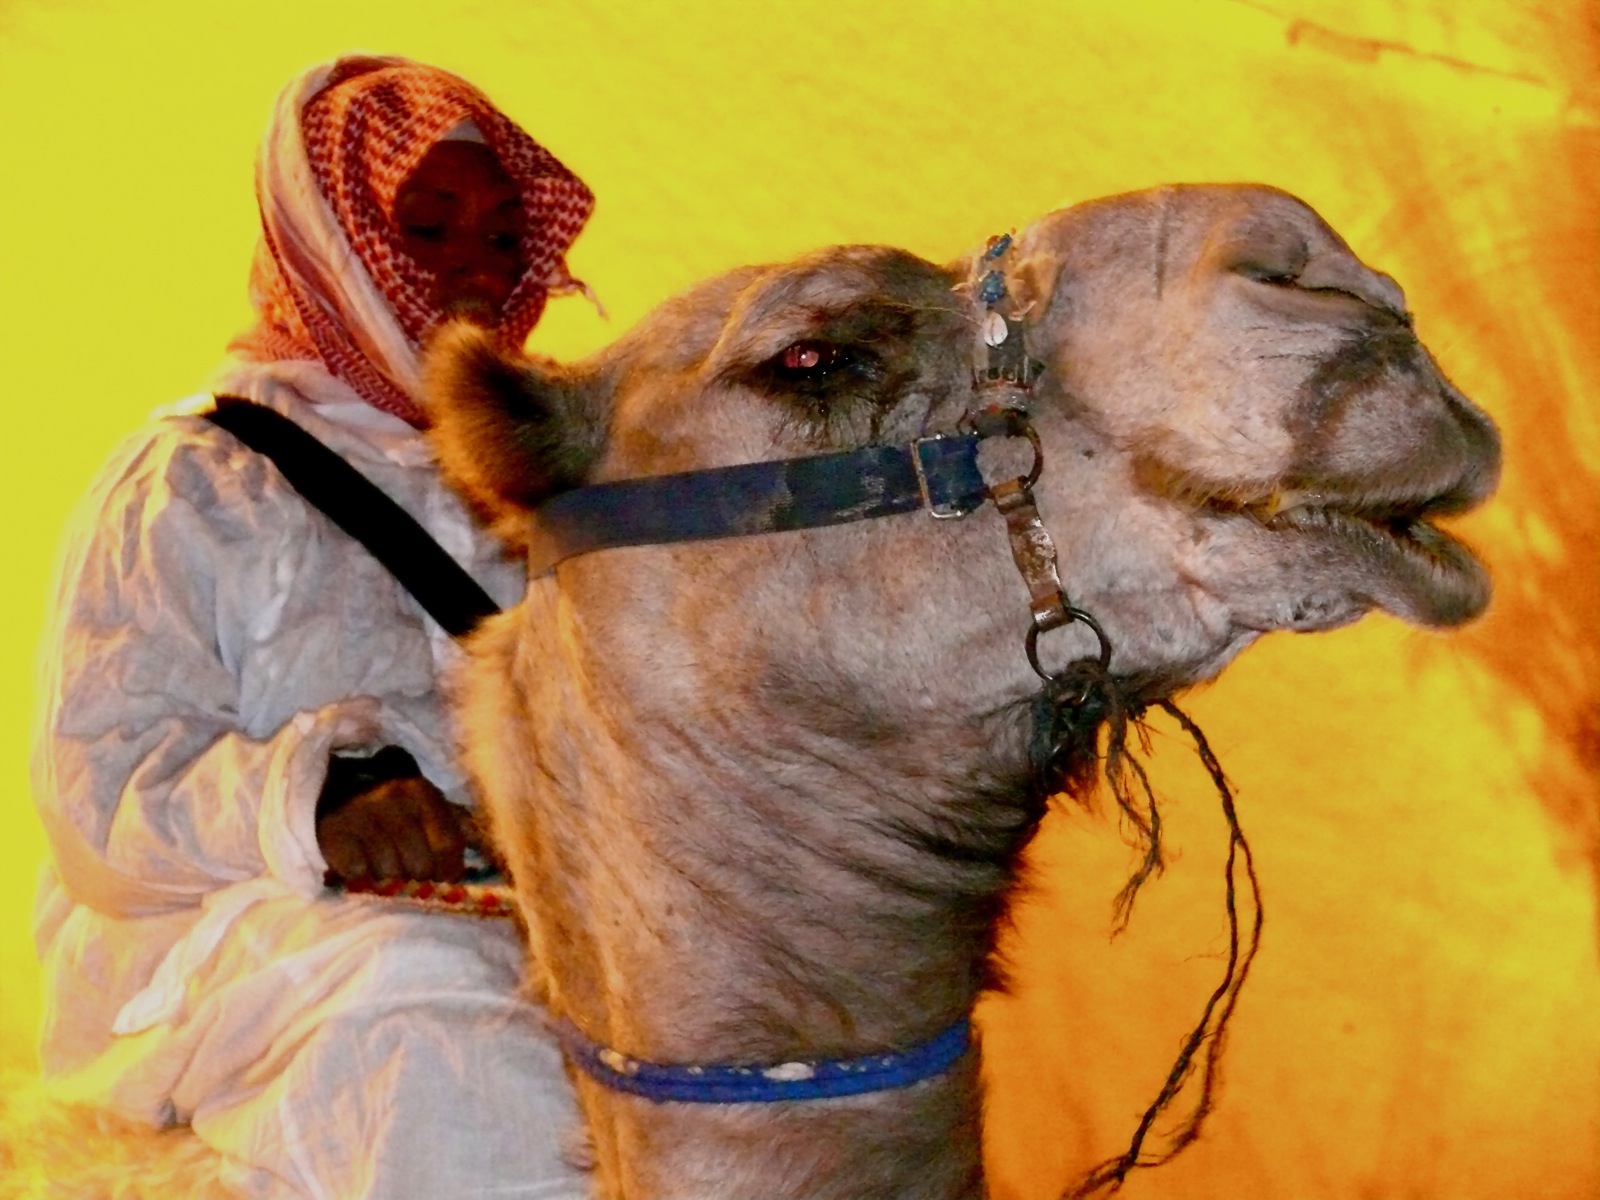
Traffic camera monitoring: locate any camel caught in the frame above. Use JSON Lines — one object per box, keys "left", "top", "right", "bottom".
{"left": 422, "top": 183, "right": 1500, "bottom": 1200}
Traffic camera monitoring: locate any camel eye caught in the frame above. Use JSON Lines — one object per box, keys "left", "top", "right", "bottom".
{"left": 740, "top": 330, "right": 888, "bottom": 424}
{"left": 777, "top": 340, "right": 845, "bottom": 376}
{"left": 785, "top": 344, "right": 821, "bottom": 370}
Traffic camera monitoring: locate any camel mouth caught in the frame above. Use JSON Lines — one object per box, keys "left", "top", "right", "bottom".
{"left": 1263, "top": 501, "right": 1478, "bottom": 566}
{"left": 1213, "top": 493, "right": 1492, "bottom": 626}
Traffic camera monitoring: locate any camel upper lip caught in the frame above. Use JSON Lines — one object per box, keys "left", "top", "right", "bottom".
{"left": 1211, "top": 484, "right": 1468, "bottom": 525}
{"left": 1207, "top": 488, "right": 1475, "bottom": 559}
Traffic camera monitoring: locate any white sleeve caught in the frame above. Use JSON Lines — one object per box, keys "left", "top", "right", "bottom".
{"left": 32, "top": 422, "right": 395, "bottom": 917}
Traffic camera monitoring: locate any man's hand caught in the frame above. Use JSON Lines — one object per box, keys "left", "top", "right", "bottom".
{"left": 317, "top": 775, "right": 473, "bottom": 882}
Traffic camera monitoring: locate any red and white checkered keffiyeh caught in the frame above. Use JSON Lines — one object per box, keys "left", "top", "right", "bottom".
{"left": 231, "top": 55, "right": 595, "bottom": 426}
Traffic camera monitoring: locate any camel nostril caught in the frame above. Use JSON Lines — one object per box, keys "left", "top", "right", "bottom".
{"left": 1296, "top": 256, "right": 1408, "bottom": 320}
{"left": 1236, "top": 264, "right": 1301, "bottom": 288}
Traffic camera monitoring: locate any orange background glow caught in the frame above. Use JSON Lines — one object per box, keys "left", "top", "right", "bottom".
{"left": 2, "top": 3, "right": 1595, "bottom": 1196}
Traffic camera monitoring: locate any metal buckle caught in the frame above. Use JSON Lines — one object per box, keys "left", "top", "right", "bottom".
{"left": 912, "top": 435, "right": 981, "bottom": 520}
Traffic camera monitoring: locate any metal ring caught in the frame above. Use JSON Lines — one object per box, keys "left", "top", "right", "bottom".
{"left": 1019, "top": 423, "right": 1044, "bottom": 491}
{"left": 962, "top": 408, "right": 1045, "bottom": 498}
{"left": 1025, "top": 606, "right": 1113, "bottom": 683}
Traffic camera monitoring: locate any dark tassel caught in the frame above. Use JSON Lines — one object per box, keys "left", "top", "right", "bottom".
{"left": 1042, "top": 676, "right": 1265, "bottom": 1199}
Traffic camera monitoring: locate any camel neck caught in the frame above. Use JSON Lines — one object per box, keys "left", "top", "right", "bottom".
{"left": 537, "top": 698, "right": 1043, "bottom": 1069}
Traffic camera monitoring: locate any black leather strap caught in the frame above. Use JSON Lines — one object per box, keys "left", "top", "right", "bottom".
{"left": 206, "top": 396, "right": 499, "bottom": 639}
{"left": 526, "top": 433, "right": 989, "bottom": 576}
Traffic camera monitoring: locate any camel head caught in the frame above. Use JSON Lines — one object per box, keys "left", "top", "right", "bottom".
{"left": 429, "top": 184, "right": 1497, "bottom": 712}
{"left": 422, "top": 184, "right": 1499, "bottom": 1200}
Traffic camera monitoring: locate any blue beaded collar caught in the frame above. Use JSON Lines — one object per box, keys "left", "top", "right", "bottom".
{"left": 553, "top": 1017, "right": 972, "bottom": 1105}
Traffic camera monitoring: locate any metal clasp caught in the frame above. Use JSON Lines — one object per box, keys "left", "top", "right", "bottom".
{"left": 912, "top": 434, "right": 983, "bottom": 520}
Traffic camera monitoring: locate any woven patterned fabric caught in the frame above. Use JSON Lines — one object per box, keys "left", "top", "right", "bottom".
{"left": 232, "top": 55, "right": 594, "bottom": 425}
{"left": 337, "top": 874, "right": 519, "bottom": 920}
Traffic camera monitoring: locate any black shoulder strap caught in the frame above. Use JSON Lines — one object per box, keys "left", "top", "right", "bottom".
{"left": 205, "top": 396, "right": 500, "bottom": 640}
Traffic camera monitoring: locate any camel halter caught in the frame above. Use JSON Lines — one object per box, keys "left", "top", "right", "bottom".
{"left": 520, "top": 236, "right": 1260, "bottom": 1198}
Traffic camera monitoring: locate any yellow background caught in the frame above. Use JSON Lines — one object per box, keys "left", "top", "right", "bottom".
{"left": 2, "top": 3, "right": 1596, "bottom": 1196}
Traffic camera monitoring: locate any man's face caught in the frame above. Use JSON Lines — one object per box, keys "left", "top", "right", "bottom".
{"left": 393, "top": 139, "right": 527, "bottom": 321}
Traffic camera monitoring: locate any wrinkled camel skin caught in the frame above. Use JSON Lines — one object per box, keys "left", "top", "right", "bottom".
{"left": 424, "top": 184, "right": 1500, "bottom": 1200}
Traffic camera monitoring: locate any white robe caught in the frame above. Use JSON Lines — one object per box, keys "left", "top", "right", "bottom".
{"left": 32, "top": 358, "right": 588, "bottom": 1199}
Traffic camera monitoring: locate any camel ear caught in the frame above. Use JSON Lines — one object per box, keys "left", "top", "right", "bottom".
{"left": 423, "top": 322, "right": 606, "bottom": 542}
